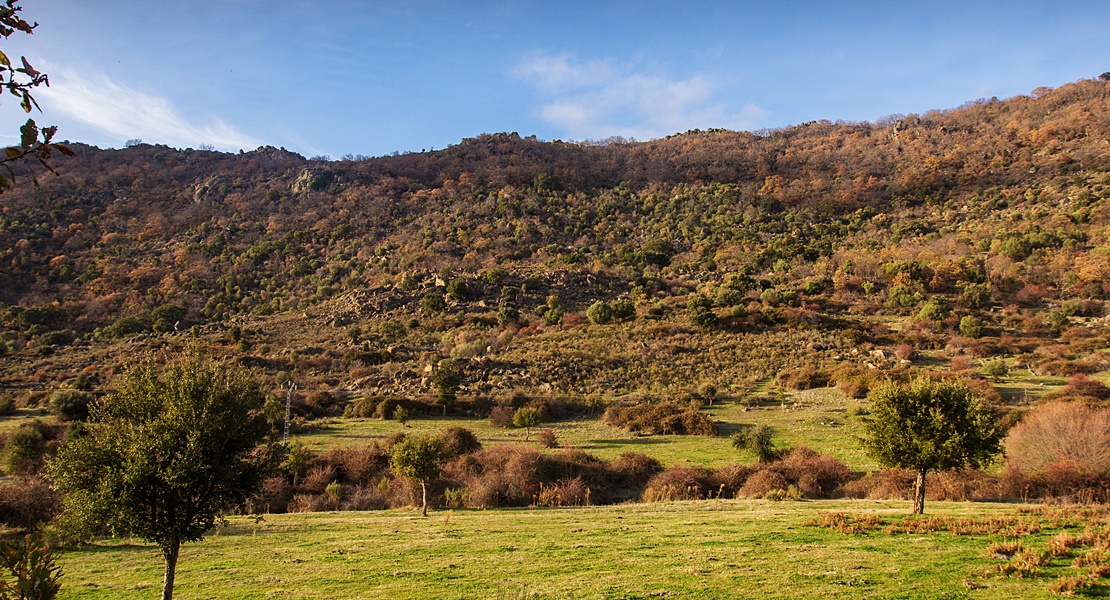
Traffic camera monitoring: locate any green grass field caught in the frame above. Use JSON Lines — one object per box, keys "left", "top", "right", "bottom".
{"left": 56, "top": 500, "right": 1103, "bottom": 599}
{"left": 296, "top": 388, "right": 880, "bottom": 471}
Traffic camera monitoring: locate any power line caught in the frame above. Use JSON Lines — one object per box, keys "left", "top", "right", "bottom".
{"left": 282, "top": 381, "right": 296, "bottom": 444}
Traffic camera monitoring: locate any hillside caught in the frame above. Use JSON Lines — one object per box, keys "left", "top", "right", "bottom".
{"left": 2, "top": 76, "right": 1110, "bottom": 404}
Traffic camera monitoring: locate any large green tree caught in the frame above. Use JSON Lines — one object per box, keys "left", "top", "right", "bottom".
{"left": 862, "top": 376, "right": 1001, "bottom": 514}
{"left": 389, "top": 435, "right": 444, "bottom": 517}
{"left": 48, "top": 357, "right": 269, "bottom": 600}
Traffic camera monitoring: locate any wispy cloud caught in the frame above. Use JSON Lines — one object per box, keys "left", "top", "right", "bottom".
{"left": 513, "top": 53, "right": 768, "bottom": 140}
{"left": 39, "top": 67, "right": 260, "bottom": 151}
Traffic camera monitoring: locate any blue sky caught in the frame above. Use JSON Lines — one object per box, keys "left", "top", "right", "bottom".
{"left": 1, "top": 1, "right": 1108, "bottom": 158}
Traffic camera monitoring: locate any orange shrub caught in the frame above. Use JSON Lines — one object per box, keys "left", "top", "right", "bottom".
{"left": 1005, "top": 402, "right": 1110, "bottom": 476}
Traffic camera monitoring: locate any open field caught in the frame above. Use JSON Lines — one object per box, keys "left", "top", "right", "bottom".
{"left": 56, "top": 500, "right": 1105, "bottom": 599}
{"left": 295, "top": 389, "right": 878, "bottom": 470}
{"left": 294, "top": 378, "right": 1070, "bottom": 473}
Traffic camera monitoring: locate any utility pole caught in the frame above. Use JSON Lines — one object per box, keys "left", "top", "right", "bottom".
{"left": 282, "top": 381, "right": 296, "bottom": 444}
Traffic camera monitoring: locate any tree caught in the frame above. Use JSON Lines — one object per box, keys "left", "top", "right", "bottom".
{"left": 861, "top": 377, "right": 1001, "bottom": 514}
{"left": 390, "top": 435, "right": 444, "bottom": 517}
{"left": 512, "top": 406, "right": 541, "bottom": 441}
{"left": 48, "top": 357, "right": 269, "bottom": 600}
{"left": 0, "top": 1, "right": 72, "bottom": 193}
{"left": 586, "top": 300, "right": 613, "bottom": 325}
{"left": 731, "top": 424, "right": 778, "bottom": 463}
{"left": 687, "top": 295, "right": 717, "bottom": 330}
{"left": 432, "top": 360, "right": 459, "bottom": 415}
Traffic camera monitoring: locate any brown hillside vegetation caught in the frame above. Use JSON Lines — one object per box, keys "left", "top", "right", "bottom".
{"left": 1, "top": 76, "right": 1110, "bottom": 404}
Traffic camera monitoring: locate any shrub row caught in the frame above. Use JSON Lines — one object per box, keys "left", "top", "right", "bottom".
{"left": 601, "top": 401, "right": 718, "bottom": 436}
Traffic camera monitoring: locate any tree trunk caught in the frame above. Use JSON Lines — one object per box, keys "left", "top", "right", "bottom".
{"left": 162, "top": 540, "right": 180, "bottom": 600}
{"left": 913, "top": 470, "right": 927, "bottom": 515}
{"left": 421, "top": 480, "right": 428, "bottom": 517}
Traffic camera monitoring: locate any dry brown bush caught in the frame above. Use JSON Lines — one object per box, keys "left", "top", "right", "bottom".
{"left": 288, "top": 493, "right": 330, "bottom": 513}
{"left": 608, "top": 452, "right": 664, "bottom": 488}
{"left": 602, "top": 401, "right": 718, "bottom": 436}
{"left": 324, "top": 445, "right": 390, "bottom": 485}
{"left": 641, "top": 466, "right": 717, "bottom": 501}
{"left": 255, "top": 476, "right": 294, "bottom": 513}
{"left": 949, "top": 356, "right": 974, "bottom": 372}
{"left": 536, "top": 476, "right": 591, "bottom": 506}
{"left": 776, "top": 366, "right": 829, "bottom": 391}
{"left": 714, "top": 463, "right": 755, "bottom": 497}
{"left": 1063, "top": 374, "right": 1110, "bottom": 400}
{"left": 1005, "top": 401, "right": 1110, "bottom": 476}
{"left": 842, "top": 469, "right": 916, "bottom": 499}
{"left": 439, "top": 426, "right": 482, "bottom": 458}
{"left": 830, "top": 364, "right": 879, "bottom": 399}
{"left": 777, "top": 446, "right": 855, "bottom": 498}
{"left": 537, "top": 428, "right": 558, "bottom": 448}
{"left": 844, "top": 468, "right": 1003, "bottom": 501}
{"left": 341, "top": 484, "right": 390, "bottom": 511}
{"left": 488, "top": 405, "right": 515, "bottom": 428}
{"left": 738, "top": 470, "right": 790, "bottom": 498}
{"left": 0, "top": 475, "right": 59, "bottom": 530}
{"left": 299, "top": 464, "right": 338, "bottom": 494}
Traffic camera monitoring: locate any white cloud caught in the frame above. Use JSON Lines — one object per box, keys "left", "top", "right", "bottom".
{"left": 39, "top": 67, "right": 260, "bottom": 151}
{"left": 513, "top": 53, "right": 769, "bottom": 140}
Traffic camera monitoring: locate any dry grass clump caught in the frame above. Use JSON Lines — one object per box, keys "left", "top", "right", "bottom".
{"left": 985, "top": 540, "right": 1025, "bottom": 560}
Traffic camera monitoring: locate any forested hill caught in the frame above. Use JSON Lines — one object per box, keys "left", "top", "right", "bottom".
{"left": 2, "top": 76, "right": 1110, "bottom": 397}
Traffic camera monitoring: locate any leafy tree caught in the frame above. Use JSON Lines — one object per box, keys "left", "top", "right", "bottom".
{"left": 0, "top": 1, "right": 72, "bottom": 193}
{"left": 979, "top": 358, "right": 1009, "bottom": 381}
{"left": 731, "top": 424, "right": 778, "bottom": 463}
{"left": 916, "top": 297, "right": 950, "bottom": 322}
{"left": 512, "top": 406, "right": 541, "bottom": 441}
{"left": 541, "top": 307, "right": 563, "bottom": 326}
{"left": 392, "top": 404, "right": 409, "bottom": 427}
{"left": 48, "top": 389, "right": 91, "bottom": 422}
{"left": 687, "top": 295, "right": 717, "bottom": 330}
{"left": 958, "top": 315, "right": 982, "bottom": 339}
{"left": 861, "top": 377, "right": 1001, "bottom": 514}
{"left": 432, "top": 360, "right": 459, "bottom": 415}
{"left": 421, "top": 292, "right": 446, "bottom": 314}
{"left": 586, "top": 300, "right": 613, "bottom": 325}
{"left": 497, "top": 301, "right": 519, "bottom": 325}
{"left": 610, "top": 298, "right": 635, "bottom": 319}
{"left": 48, "top": 357, "right": 269, "bottom": 600}
{"left": 2, "top": 420, "right": 47, "bottom": 475}
{"left": 151, "top": 305, "right": 186, "bottom": 333}
{"left": 389, "top": 435, "right": 444, "bottom": 517}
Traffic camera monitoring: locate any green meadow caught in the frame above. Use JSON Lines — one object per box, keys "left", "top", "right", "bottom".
{"left": 57, "top": 501, "right": 1097, "bottom": 599}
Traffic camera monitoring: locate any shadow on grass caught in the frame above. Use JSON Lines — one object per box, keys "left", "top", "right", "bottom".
{"left": 63, "top": 540, "right": 155, "bottom": 555}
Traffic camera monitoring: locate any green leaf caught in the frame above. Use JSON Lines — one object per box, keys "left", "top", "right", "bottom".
{"left": 19, "top": 118, "right": 37, "bottom": 149}
{"left": 19, "top": 91, "right": 30, "bottom": 113}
